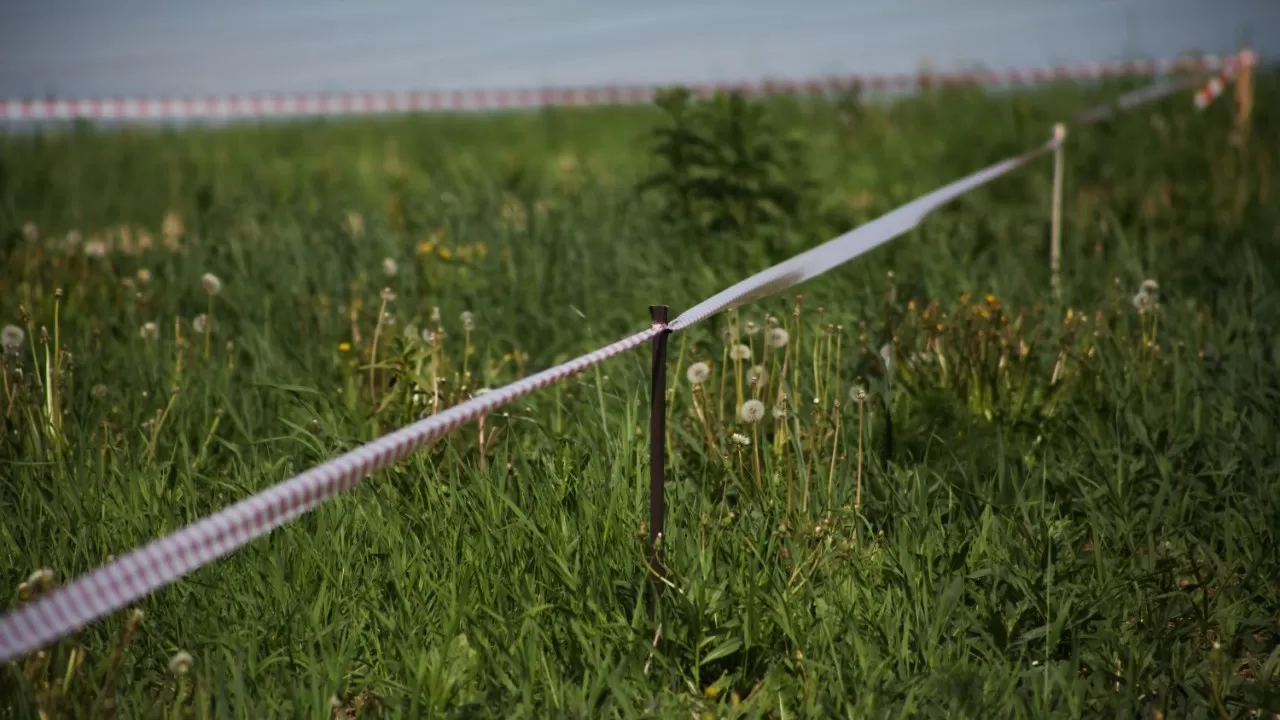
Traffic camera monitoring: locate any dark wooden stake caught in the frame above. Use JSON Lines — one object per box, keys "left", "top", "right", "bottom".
{"left": 647, "top": 305, "right": 671, "bottom": 611}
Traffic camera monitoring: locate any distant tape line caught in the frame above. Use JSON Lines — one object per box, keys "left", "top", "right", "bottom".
{"left": 0, "top": 54, "right": 1227, "bottom": 121}
{"left": 0, "top": 325, "right": 662, "bottom": 664}
{"left": 1073, "top": 68, "right": 1229, "bottom": 124}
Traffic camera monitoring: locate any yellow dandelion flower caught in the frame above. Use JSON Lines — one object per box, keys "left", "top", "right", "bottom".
{"left": 417, "top": 240, "right": 436, "bottom": 256}
{"left": 476, "top": 242, "right": 489, "bottom": 257}
{"left": 338, "top": 342, "right": 351, "bottom": 352}
{"left": 704, "top": 685, "right": 720, "bottom": 699}
{"left": 438, "top": 247, "right": 453, "bottom": 260}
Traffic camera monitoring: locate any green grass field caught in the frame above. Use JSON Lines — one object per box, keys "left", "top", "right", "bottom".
{"left": 2, "top": 71, "right": 1279, "bottom": 718}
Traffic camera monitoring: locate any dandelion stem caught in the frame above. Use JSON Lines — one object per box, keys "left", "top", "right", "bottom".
{"left": 370, "top": 295, "right": 388, "bottom": 403}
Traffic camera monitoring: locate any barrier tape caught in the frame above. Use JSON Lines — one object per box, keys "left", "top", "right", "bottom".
{"left": 1193, "top": 70, "right": 1232, "bottom": 109}
{"left": 0, "top": 55, "right": 1244, "bottom": 665}
{"left": 670, "top": 139, "right": 1061, "bottom": 330}
{"left": 0, "top": 326, "right": 661, "bottom": 663}
{"left": 0, "top": 54, "right": 1228, "bottom": 122}
{"left": 1072, "top": 68, "right": 1224, "bottom": 124}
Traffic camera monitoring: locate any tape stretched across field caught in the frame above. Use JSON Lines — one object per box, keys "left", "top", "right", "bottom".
{"left": 0, "top": 52, "right": 1251, "bottom": 664}
{"left": 0, "top": 54, "right": 1229, "bottom": 122}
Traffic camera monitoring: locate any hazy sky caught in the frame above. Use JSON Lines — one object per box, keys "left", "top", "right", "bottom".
{"left": 0, "top": 0, "right": 1273, "bottom": 98}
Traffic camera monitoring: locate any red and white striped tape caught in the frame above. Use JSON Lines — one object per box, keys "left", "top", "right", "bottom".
{"left": 0, "top": 325, "right": 662, "bottom": 664}
{"left": 0, "top": 58, "right": 1252, "bottom": 665}
{"left": 1193, "top": 70, "right": 1231, "bottom": 109}
{"left": 0, "top": 54, "right": 1230, "bottom": 122}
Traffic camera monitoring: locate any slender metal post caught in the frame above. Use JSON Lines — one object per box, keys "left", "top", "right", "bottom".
{"left": 647, "top": 305, "right": 671, "bottom": 607}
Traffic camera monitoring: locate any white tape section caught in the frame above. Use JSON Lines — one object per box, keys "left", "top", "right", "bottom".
{"left": 669, "top": 137, "right": 1061, "bottom": 331}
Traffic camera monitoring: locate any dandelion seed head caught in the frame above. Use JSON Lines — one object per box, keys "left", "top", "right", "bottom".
{"left": 382, "top": 257, "right": 398, "bottom": 277}
{"left": 766, "top": 327, "right": 789, "bottom": 348}
{"left": 192, "top": 314, "right": 208, "bottom": 334}
{"left": 771, "top": 404, "right": 787, "bottom": 420}
{"left": 430, "top": 306, "right": 442, "bottom": 324}
{"left": 421, "top": 328, "right": 436, "bottom": 345}
{"left": 739, "top": 399, "right": 765, "bottom": 424}
{"left": 460, "top": 311, "right": 475, "bottom": 331}
{"left": 850, "top": 384, "right": 868, "bottom": 403}
{"left": 744, "top": 321, "right": 760, "bottom": 336}
{"left": 380, "top": 286, "right": 396, "bottom": 303}
{"left": 879, "top": 344, "right": 894, "bottom": 371}
{"left": 84, "top": 239, "right": 108, "bottom": 258}
{"left": 729, "top": 344, "right": 752, "bottom": 362}
{"left": 168, "top": 650, "right": 193, "bottom": 675}
{"left": 201, "top": 272, "right": 222, "bottom": 296}
{"left": 22, "top": 222, "right": 39, "bottom": 243}
{"left": 1132, "top": 291, "right": 1153, "bottom": 314}
{"left": 1, "top": 324, "right": 24, "bottom": 352}
{"left": 140, "top": 322, "right": 159, "bottom": 341}
{"left": 747, "top": 364, "right": 767, "bottom": 387}
{"left": 1140, "top": 278, "right": 1159, "bottom": 296}
{"left": 686, "top": 361, "right": 711, "bottom": 385}
{"left": 731, "top": 432, "right": 750, "bottom": 447}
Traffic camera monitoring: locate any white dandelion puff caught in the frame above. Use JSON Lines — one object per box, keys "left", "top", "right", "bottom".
{"left": 380, "top": 286, "right": 396, "bottom": 303}
{"left": 460, "top": 311, "right": 475, "bottom": 331}
{"left": 879, "top": 344, "right": 894, "bottom": 372}
{"left": 192, "top": 314, "right": 208, "bottom": 334}
{"left": 686, "top": 361, "right": 711, "bottom": 385}
{"left": 382, "top": 257, "right": 398, "bottom": 277}
{"left": 738, "top": 399, "right": 766, "bottom": 423}
{"left": 140, "top": 322, "right": 159, "bottom": 341}
{"left": 1, "top": 324, "right": 24, "bottom": 352}
{"left": 850, "top": 384, "right": 868, "bottom": 403}
{"left": 83, "top": 239, "right": 108, "bottom": 258}
{"left": 1132, "top": 291, "right": 1153, "bottom": 314}
{"left": 766, "top": 327, "right": 789, "bottom": 348}
{"left": 747, "top": 364, "right": 767, "bottom": 387}
{"left": 731, "top": 432, "right": 751, "bottom": 447}
{"left": 729, "top": 344, "right": 752, "bottom": 362}
{"left": 201, "top": 272, "right": 222, "bottom": 296}
{"left": 744, "top": 321, "right": 760, "bottom": 336}
{"left": 771, "top": 404, "right": 787, "bottom": 420}
{"left": 168, "top": 650, "right": 193, "bottom": 675}
{"left": 1140, "top": 278, "right": 1159, "bottom": 296}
